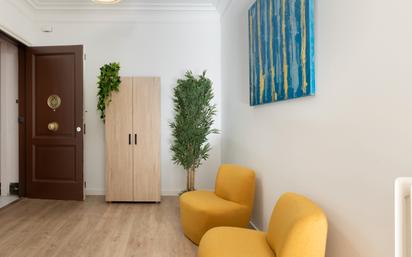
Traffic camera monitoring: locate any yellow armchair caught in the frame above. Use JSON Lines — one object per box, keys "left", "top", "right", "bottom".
{"left": 179, "top": 164, "right": 256, "bottom": 245}
{"left": 198, "top": 192, "right": 328, "bottom": 257}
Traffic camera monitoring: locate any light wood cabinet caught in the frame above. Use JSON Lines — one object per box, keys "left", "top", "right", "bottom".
{"left": 105, "top": 77, "right": 160, "bottom": 202}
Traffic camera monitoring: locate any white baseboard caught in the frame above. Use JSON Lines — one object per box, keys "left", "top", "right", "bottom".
{"left": 85, "top": 189, "right": 182, "bottom": 196}
{"left": 249, "top": 221, "right": 259, "bottom": 230}
{"left": 85, "top": 188, "right": 105, "bottom": 196}
{"left": 161, "top": 190, "right": 181, "bottom": 196}
{"left": 85, "top": 189, "right": 213, "bottom": 197}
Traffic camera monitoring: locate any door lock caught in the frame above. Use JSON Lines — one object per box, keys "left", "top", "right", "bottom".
{"left": 76, "top": 127, "right": 82, "bottom": 133}
{"left": 48, "top": 122, "right": 59, "bottom": 132}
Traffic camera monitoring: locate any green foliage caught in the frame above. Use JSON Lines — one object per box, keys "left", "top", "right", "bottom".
{"left": 97, "top": 62, "right": 121, "bottom": 122}
{"left": 170, "top": 71, "right": 219, "bottom": 171}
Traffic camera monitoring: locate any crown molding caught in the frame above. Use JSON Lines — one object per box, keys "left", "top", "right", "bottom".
{"left": 8, "top": 0, "right": 231, "bottom": 24}
{"left": 34, "top": 11, "right": 220, "bottom": 23}
{"left": 215, "top": 0, "right": 232, "bottom": 16}
{"left": 24, "top": 0, "right": 219, "bottom": 12}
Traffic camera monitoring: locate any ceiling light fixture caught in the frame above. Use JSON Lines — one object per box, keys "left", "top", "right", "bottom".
{"left": 92, "top": 0, "right": 122, "bottom": 4}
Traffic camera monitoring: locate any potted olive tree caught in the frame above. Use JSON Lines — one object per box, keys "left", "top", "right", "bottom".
{"left": 170, "top": 71, "right": 219, "bottom": 192}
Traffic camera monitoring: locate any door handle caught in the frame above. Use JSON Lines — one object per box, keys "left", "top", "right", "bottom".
{"left": 135, "top": 134, "right": 137, "bottom": 145}
{"left": 129, "top": 134, "right": 131, "bottom": 145}
{"left": 48, "top": 122, "right": 59, "bottom": 132}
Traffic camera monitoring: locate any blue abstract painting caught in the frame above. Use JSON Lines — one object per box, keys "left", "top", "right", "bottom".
{"left": 249, "top": 0, "right": 315, "bottom": 106}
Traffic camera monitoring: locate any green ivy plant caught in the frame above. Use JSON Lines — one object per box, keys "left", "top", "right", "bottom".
{"left": 97, "top": 62, "right": 121, "bottom": 122}
{"left": 170, "top": 71, "right": 219, "bottom": 192}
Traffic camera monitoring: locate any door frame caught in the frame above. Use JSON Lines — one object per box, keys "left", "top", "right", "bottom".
{"left": 0, "top": 30, "right": 27, "bottom": 197}
{"left": 1, "top": 30, "right": 85, "bottom": 199}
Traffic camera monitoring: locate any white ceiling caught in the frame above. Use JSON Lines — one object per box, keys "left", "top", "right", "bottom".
{"left": 23, "top": 0, "right": 228, "bottom": 12}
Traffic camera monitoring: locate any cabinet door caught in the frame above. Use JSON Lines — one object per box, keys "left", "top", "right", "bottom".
{"left": 133, "top": 77, "right": 161, "bottom": 202}
{"left": 105, "top": 77, "right": 134, "bottom": 201}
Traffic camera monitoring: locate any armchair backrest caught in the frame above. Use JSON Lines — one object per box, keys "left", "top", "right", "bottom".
{"left": 214, "top": 164, "right": 256, "bottom": 208}
{"left": 266, "top": 193, "right": 328, "bottom": 257}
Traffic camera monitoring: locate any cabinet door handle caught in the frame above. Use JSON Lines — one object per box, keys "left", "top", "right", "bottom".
{"left": 135, "top": 134, "right": 137, "bottom": 145}
{"left": 129, "top": 134, "right": 131, "bottom": 145}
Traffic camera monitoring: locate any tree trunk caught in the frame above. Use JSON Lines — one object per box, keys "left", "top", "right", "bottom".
{"left": 186, "top": 167, "right": 196, "bottom": 191}
{"left": 186, "top": 169, "right": 190, "bottom": 192}
{"left": 190, "top": 167, "right": 195, "bottom": 191}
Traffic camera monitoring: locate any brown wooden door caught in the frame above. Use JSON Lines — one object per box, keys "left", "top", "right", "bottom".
{"left": 26, "top": 45, "right": 84, "bottom": 200}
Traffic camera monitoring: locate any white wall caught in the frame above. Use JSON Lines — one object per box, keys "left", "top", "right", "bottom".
{"left": 0, "top": 40, "right": 19, "bottom": 196}
{"left": 36, "top": 16, "right": 222, "bottom": 195}
{"left": 221, "top": 1, "right": 412, "bottom": 257}
{"left": 0, "top": 0, "right": 37, "bottom": 45}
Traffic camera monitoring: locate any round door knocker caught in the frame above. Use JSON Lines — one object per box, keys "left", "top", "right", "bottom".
{"left": 47, "top": 94, "right": 61, "bottom": 111}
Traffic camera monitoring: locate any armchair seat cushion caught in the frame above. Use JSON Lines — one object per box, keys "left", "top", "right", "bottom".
{"left": 198, "top": 227, "right": 275, "bottom": 257}
{"left": 197, "top": 193, "right": 328, "bottom": 257}
{"left": 180, "top": 191, "right": 249, "bottom": 244}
